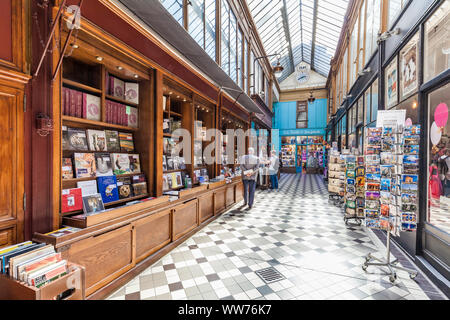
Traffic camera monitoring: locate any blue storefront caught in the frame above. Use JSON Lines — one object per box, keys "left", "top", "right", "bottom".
{"left": 272, "top": 98, "right": 328, "bottom": 173}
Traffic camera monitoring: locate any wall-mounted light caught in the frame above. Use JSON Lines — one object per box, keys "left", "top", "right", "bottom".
{"left": 117, "top": 66, "right": 123, "bottom": 70}
{"left": 412, "top": 101, "right": 418, "bottom": 109}
{"left": 273, "top": 59, "right": 284, "bottom": 79}
{"left": 134, "top": 74, "right": 139, "bottom": 79}
{"left": 71, "top": 44, "right": 79, "bottom": 49}
{"left": 96, "top": 56, "right": 103, "bottom": 61}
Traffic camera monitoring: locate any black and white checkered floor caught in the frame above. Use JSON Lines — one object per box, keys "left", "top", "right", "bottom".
{"left": 108, "top": 174, "right": 447, "bottom": 300}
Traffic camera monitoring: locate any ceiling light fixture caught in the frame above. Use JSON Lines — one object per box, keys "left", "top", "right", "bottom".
{"left": 308, "top": 91, "right": 316, "bottom": 103}
{"left": 117, "top": 66, "right": 123, "bottom": 70}
{"left": 273, "top": 59, "right": 284, "bottom": 79}
{"left": 96, "top": 56, "right": 103, "bottom": 61}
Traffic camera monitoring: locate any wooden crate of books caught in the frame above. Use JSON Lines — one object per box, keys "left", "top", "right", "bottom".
{"left": 0, "top": 263, "right": 85, "bottom": 300}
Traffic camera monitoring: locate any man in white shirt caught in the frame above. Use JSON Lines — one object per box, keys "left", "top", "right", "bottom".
{"left": 240, "top": 147, "right": 260, "bottom": 210}
{"left": 268, "top": 150, "right": 280, "bottom": 190}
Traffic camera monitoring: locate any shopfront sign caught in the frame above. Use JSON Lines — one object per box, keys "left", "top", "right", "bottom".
{"left": 279, "top": 129, "right": 325, "bottom": 136}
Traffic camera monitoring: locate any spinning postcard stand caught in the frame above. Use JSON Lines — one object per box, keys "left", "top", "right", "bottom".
{"left": 328, "top": 148, "right": 345, "bottom": 206}
{"left": 362, "top": 125, "right": 419, "bottom": 282}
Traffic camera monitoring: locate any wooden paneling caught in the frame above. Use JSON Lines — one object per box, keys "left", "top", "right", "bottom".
{"left": 235, "top": 182, "right": 244, "bottom": 203}
{"left": 0, "top": 0, "right": 12, "bottom": 62}
{"left": 279, "top": 88, "right": 328, "bottom": 102}
{"left": 0, "top": 85, "right": 24, "bottom": 244}
{"left": 172, "top": 200, "right": 198, "bottom": 241}
{"left": 134, "top": 209, "right": 171, "bottom": 262}
{"left": 60, "top": 224, "right": 133, "bottom": 296}
{"left": 226, "top": 185, "right": 235, "bottom": 207}
{"left": 198, "top": 192, "right": 214, "bottom": 223}
{"left": 0, "top": 226, "right": 15, "bottom": 249}
{"left": 214, "top": 188, "right": 226, "bottom": 214}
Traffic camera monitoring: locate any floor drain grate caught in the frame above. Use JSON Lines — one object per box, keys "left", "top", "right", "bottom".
{"left": 255, "top": 267, "right": 285, "bottom": 284}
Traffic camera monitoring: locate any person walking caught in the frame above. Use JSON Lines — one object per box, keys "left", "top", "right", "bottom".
{"left": 240, "top": 147, "right": 260, "bottom": 210}
{"left": 268, "top": 150, "right": 279, "bottom": 190}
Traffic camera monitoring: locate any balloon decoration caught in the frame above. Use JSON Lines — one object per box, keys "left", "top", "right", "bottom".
{"left": 434, "top": 103, "right": 448, "bottom": 128}
{"left": 405, "top": 118, "right": 413, "bottom": 126}
{"left": 430, "top": 122, "right": 442, "bottom": 146}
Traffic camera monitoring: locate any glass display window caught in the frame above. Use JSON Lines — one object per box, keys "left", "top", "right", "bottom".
{"left": 282, "top": 136, "right": 296, "bottom": 144}
{"left": 385, "top": 56, "right": 399, "bottom": 109}
{"left": 427, "top": 82, "right": 450, "bottom": 234}
{"left": 357, "top": 96, "right": 364, "bottom": 125}
{"left": 399, "top": 32, "right": 419, "bottom": 101}
{"left": 390, "top": 94, "right": 419, "bottom": 125}
{"left": 424, "top": 1, "right": 450, "bottom": 83}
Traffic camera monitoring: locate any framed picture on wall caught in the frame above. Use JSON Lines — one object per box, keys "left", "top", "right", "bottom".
{"left": 400, "top": 34, "right": 419, "bottom": 100}
{"left": 385, "top": 56, "right": 398, "bottom": 109}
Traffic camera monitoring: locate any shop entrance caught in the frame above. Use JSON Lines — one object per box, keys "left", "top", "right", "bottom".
{"left": 281, "top": 136, "right": 325, "bottom": 174}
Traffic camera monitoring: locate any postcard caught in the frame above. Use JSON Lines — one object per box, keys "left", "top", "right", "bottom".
{"left": 366, "top": 200, "right": 380, "bottom": 210}
{"left": 381, "top": 152, "right": 393, "bottom": 165}
{"left": 356, "top": 167, "right": 365, "bottom": 177}
{"left": 402, "top": 222, "right": 417, "bottom": 231}
{"left": 404, "top": 145, "right": 419, "bottom": 155}
{"left": 402, "top": 174, "right": 418, "bottom": 184}
{"left": 380, "top": 218, "right": 390, "bottom": 231}
{"left": 401, "top": 193, "right": 417, "bottom": 204}
{"left": 401, "top": 203, "right": 417, "bottom": 212}
{"left": 381, "top": 204, "right": 390, "bottom": 217}
{"left": 402, "top": 213, "right": 417, "bottom": 223}
{"left": 346, "top": 200, "right": 356, "bottom": 209}
{"left": 366, "top": 166, "right": 380, "bottom": 174}
{"left": 366, "top": 173, "right": 381, "bottom": 182}
{"left": 365, "top": 210, "right": 380, "bottom": 219}
{"left": 380, "top": 178, "right": 392, "bottom": 192}
{"left": 403, "top": 155, "right": 419, "bottom": 165}
{"left": 366, "top": 219, "right": 380, "bottom": 229}
{"left": 402, "top": 183, "right": 418, "bottom": 192}
{"left": 366, "top": 191, "right": 380, "bottom": 200}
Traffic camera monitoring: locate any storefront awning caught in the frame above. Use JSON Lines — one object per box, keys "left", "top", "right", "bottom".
{"left": 118, "top": 0, "right": 263, "bottom": 115}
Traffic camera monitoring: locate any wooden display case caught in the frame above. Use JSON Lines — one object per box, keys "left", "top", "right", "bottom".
{"left": 220, "top": 110, "right": 248, "bottom": 176}
{"left": 0, "top": 263, "right": 86, "bottom": 300}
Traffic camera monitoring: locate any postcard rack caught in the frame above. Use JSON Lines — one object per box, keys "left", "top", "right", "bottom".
{"left": 328, "top": 152, "right": 345, "bottom": 206}
{"left": 344, "top": 154, "right": 365, "bottom": 226}
{"left": 363, "top": 126, "right": 418, "bottom": 283}
{"left": 0, "top": 263, "right": 86, "bottom": 300}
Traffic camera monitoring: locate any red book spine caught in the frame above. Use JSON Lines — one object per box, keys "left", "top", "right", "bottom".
{"left": 69, "top": 89, "right": 76, "bottom": 117}
{"left": 75, "top": 90, "right": 83, "bottom": 118}
{"left": 105, "top": 100, "right": 109, "bottom": 123}
{"left": 122, "top": 104, "right": 127, "bottom": 126}
{"left": 82, "top": 93, "right": 87, "bottom": 119}
{"left": 65, "top": 88, "right": 70, "bottom": 116}
{"left": 113, "top": 102, "right": 118, "bottom": 125}
{"left": 62, "top": 87, "right": 66, "bottom": 116}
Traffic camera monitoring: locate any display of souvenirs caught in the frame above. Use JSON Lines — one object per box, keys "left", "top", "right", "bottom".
{"left": 344, "top": 155, "right": 359, "bottom": 218}
{"left": 328, "top": 152, "right": 345, "bottom": 196}
{"left": 95, "top": 153, "right": 113, "bottom": 176}
{"left": 364, "top": 127, "right": 382, "bottom": 228}
{"left": 74, "top": 153, "right": 96, "bottom": 178}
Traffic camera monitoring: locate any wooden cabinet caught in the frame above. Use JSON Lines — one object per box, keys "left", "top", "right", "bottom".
{"left": 236, "top": 182, "right": 244, "bottom": 203}
{"left": 226, "top": 185, "right": 235, "bottom": 207}
{"left": 59, "top": 224, "right": 134, "bottom": 296}
{"left": 172, "top": 200, "right": 198, "bottom": 241}
{"left": 134, "top": 209, "right": 171, "bottom": 263}
{"left": 198, "top": 192, "right": 214, "bottom": 223}
{"left": 0, "top": 84, "right": 24, "bottom": 248}
{"left": 214, "top": 188, "right": 226, "bottom": 214}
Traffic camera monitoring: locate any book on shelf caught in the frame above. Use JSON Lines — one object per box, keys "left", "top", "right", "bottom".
{"left": 163, "top": 95, "right": 167, "bottom": 111}
{"left": 1, "top": 243, "right": 47, "bottom": 275}
{"left": 17, "top": 252, "right": 62, "bottom": 282}
{"left": 83, "top": 93, "right": 101, "bottom": 121}
{"left": 105, "top": 130, "right": 120, "bottom": 152}
{"left": 163, "top": 155, "right": 168, "bottom": 171}
{"left": 171, "top": 119, "right": 182, "bottom": 132}
{"left": 111, "top": 153, "right": 131, "bottom": 175}
{"left": 172, "top": 156, "right": 180, "bottom": 170}
{"left": 119, "top": 132, "right": 134, "bottom": 152}
{"left": 77, "top": 180, "right": 98, "bottom": 197}
{"left": 166, "top": 156, "right": 174, "bottom": 171}
{"left": 8, "top": 244, "right": 54, "bottom": 278}
{"left": 162, "top": 174, "right": 169, "bottom": 191}
{"left": 163, "top": 119, "right": 170, "bottom": 133}
{"left": 127, "top": 106, "right": 138, "bottom": 128}
{"left": 129, "top": 154, "right": 141, "bottom": 173}
{"left": 28, "top": 259, "right": 68, "bottom": 288}
{"left": 0, "top": 241, "right": 33, "bottom": 256}
{"left": 125, "top": 82, "right": 139, "bottom": 104}
{"left": 97, "top": 176, "right": 120, "bottom": 204}
{"left": 95, "top": 153, "right": 114, "bottom": 176}
{"left": 62, "top": 158, "right": 74, "bottom": 179}
{"left": 82, "top": 193, "right": 105, "bottom": 214}
{"left": 44, "top": 227, "right": 81, "bottom": 238}
{"left": 132, "top": 182, "right": 147, "bottom": 196}
{"left": 74, "top": 153, "right": 96, "bottom": 178}
{"left": 67, "top": 128, "right": 88, "bottom": 151}
{"left": 61, "top": 188, "right": 83, "bottom": 213}
{"left": 86, "top": 129, "right": 108, "bottom": 152}
{"left": 117, "top": 176, "right": 134, "bottom": 199}
{"left": 111, "top": 76, "right": 125, "bottom": 99}
{"left": 62, "top": 126, "right": 69, "bottom": 151}
{"left": 132, "top": 174, "right": 146, "bottom": 184}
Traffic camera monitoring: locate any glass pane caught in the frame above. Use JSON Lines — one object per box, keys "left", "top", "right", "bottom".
{"left": 160, "top": 0, "right": 183, "bottom": 26}
{"left": 390, "top": 94, "right": 419, "bottom": 124}
{"left": 189, "top": 0, "right": 205, "bottom": 48}
{"left": 358, "top": 0, "right": 366, "bottom": 71}
{"left": 205, "top": 0, "right": 216, "bottom": 60}
{"left": 358, "top": 96, "right": 364, "bottom": 124}
{"left": 365, "top": 0, "right": 374, "bottom": 63}
{"left": 388, "top": 0, "right": 406, "bottom": 28}
{"left": 365, "top": 86, "right": 371, "bottom": 125}
{"left": 427, "top": 82, "right": 450, "bottom": 234}
{"left": 371, "top": 79, "right": 379, "bottom": 122}
{"left": 230, "top": 11, "right": 237, "bottom": 83}
{"left": 221, "top": 0, "right": 230, "bottom": 75}
{"left": 244, "top": 39, "right": 248, "bottom": 94}
{"left": 424, "top": 1, "right": 450, "bottom": 83}
{"left": 237, "top": 29, "right": 243, "bottom": 88}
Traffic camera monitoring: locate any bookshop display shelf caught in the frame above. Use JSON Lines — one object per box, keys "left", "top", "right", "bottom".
{"left": 62, "top": 78, "right": 102, "bottom": 95}
{"left": 33, "top": 179, "right": 243, "bottom": 299}
{"left": 62, "top": 115, "right": 139, "bottom": 132}
{"left": 0, "top": 263, "right": 86, "bottom": 300}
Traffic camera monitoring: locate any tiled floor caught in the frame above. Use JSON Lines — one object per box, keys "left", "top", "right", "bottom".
{"left": 107, "top": 174, "right": 447, "bottom": 300}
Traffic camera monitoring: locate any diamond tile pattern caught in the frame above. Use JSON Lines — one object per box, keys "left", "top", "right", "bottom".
{"left": 108, "top": 174, "right": 447, "bottom": 301}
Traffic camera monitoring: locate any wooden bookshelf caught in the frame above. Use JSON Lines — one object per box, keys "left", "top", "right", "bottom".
{"left": 62, "top": 115, "right": 138, "bottom": 132}
{"left": 63, "top": 78, "right": 102, "bottom": 95}
{"left": 105, "top": 94, "right": 139, "bottom": 108}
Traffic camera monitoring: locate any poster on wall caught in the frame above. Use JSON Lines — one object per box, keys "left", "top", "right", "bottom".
{"left": 386, "top": 57, "right": 398, "bottom": 109}
{"left": 401, "top": 40, "right": 418, "bottom": 99}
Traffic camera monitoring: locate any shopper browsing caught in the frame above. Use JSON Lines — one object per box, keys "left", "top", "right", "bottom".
{"left": 240, "top": 147, "right": 260, "bottom": 210}
{"left": 268, "top": 150, "right": 280, "bottom": 190}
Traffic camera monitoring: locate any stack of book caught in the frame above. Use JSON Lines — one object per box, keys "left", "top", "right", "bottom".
{"left": 107, "top": 73, "right": 139, "bottom": 105}
{"left": 62, "top": 87, "right": 101, "bottom": 121}
{"left": 105, "top": 100, "right": 138, "bottom": 128}
{"left": 0, "top": 242, "right": 69, "bottom": 289}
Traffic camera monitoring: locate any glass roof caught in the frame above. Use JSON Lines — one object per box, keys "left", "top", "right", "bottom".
{"left": 247, "top": 0, "right": 350, "bottom": 81}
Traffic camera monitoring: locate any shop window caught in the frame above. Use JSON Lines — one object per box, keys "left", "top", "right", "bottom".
{"left": 205, "top": 0, "right": 216, "bottom": 60}
{"left": 229, "top": 11, "right": 237, "bottom": 83}
{"left": 390, "top": 94, "right": 419, "bottom": 125}
{"left": 388, "top": 0, "right": 410, "bottom": 28}
{"left": 399, "top": 32, "right": 419, "bottom": 101}
{"left": 358, "top": 0, "right": 366, "bottom": 73}
{"left": 188, "top": 0, "right": 205, "bottom": 49}
{"left": 296, "top": 101, "right": 308, "bottom": 129}
{"left": 343, "top": 48, "right": 348, "bottom": 97}
{"left": 161, "top": 0, "right": 184, "bottom": 27}
{"left": 365, "top": 87, "right": 371, "bottom": 125}
{"left": 371, "top": 79, "right": 379, "bottom": 123}
{"left": 221, "top": 0, "right": 230, "bottom": 75}
{"left": 357, "top": 96, "right": 364, "bottom": 125}
{"left": 350, "top": 26, "right": 358, "bottom": 88}
{"left": 237, "top": 29, "right": 243, "bottom": 89}
{"left": 424, "top": 1, "right": 450, "bottom": 83}
{"left": 365, "top": 0, "right": 381, "bottom": 64}
{"left": 427, "top": 82, "right": 450, "bottom": 234}
{"left": 244, "top": 40, "right": 249, "bottom": 94}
